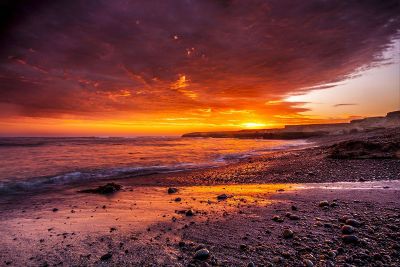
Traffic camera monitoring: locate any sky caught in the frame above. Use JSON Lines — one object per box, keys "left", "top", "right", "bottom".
{"left": 0, "top": 0, "right": 399, "bottom": 136}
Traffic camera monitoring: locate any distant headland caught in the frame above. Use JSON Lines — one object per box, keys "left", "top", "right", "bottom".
{"left": 182, "top": 111, "right": 400, "bottom": 139}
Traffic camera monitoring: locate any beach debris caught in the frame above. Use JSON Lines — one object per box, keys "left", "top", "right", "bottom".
{"left": 318, "top": 200, "right": 329, "bottom": 207}
{"left": 167, "top": 187, "right": 178, "bottom": 194}
{"left": 79, "top": 183, "right": 122, "bottom": 194}
{"left": 282, "top": 229, "right": 294, "bottom": 239}
{"left": 194, "top": 248, "right": 210, "bottom": 260}
{"left": 100, "top": 252, "right": 112, "bottom": 261}
{"left": 341, "top": 225, "right": 355, "bottom": 234}
{"left": 342, "top": 235, "right": 359, "bottom": 244}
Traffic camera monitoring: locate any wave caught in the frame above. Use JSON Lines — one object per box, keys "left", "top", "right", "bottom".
{"left": 0, "top": 163, "right": 215, "bottom": 194}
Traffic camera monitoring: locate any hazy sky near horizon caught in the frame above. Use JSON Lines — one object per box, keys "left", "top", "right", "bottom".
{"left": 0, "top": 0, "right": 399, "bottom": 136}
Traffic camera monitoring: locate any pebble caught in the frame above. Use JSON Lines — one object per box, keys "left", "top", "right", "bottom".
{"left": 194, "top": 248, "right": 210, "bottom": 260}
{"left": 100, "top": 253, "right": 112, "bottom": 261}
{"left": 167, "top": 187, "right": 178, "bottom": 194}
{"left": 319, "top": 200, "right": 329, "bottom": 207}
{"left": 283, "top": 229, "right": 294, "bottom": 239}
{"left": 272, "top": 215, "right": 284, "bottom": 222}
{"left": 174, "top": 197, "right": 182, "bottom": 202}
{"left": 342, "top": 235, "right": 359, "bottom": 244}
{"left": 185, "top": 209, "right": 194, "bottom": 216}
{"left": 345, "top": 219, "right": 361, "bottom": 227}
{"left": 303, "top": 259, "right": 314, "bottom": 267}
{"left": 341, "top": 225, "right": 355, "bottom": 234}
{"left": 289, "top": 214, "right": 300, "bottom": 220}
{"left": 217, "top": 194, "right": 229, "bottom": 200}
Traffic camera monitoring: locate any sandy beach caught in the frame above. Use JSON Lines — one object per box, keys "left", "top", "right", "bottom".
{"left": 1, "top": 128, "right": 399, "bottom": 266}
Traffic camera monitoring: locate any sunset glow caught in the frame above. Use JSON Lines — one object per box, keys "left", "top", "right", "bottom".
{"left": 0, "top": 1, "right": 399, "bottom": 136}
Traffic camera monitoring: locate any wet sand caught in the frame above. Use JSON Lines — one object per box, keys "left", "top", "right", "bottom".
{"left": 1, "top": 181, "right": 399, "bottom": 266}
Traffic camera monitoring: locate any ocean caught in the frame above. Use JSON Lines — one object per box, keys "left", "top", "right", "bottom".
{"left": 0, "top": 137, "right": 308, "bottom": 193}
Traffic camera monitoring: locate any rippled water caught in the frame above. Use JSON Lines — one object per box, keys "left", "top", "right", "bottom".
{"left": 0, "top": 137, "right": 308, "bottom": 192}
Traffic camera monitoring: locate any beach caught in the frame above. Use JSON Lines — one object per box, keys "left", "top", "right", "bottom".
{"left": 0, "top": 128, "right": 399, "bottom": 266}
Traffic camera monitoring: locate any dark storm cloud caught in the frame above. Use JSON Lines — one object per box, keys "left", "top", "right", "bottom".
{"left": 0, "top": 0, "right": 399, "bottom": 118}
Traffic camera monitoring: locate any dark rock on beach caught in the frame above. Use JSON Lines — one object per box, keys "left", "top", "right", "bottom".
{"left": 167, "top": 187, "right": 178, "bottom": 194}
{"left": 194, "top": 248, "right": 210, "bottom": 260}
{"left": 78, "top": 183, "right": 122, "bottom": 194}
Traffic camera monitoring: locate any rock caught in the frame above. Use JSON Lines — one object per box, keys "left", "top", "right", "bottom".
{"left": 52, "top": 208, "right": 58, "bottom": 212}
{"left": 174, "top": 197, "right": 182, "bottom": 202}
{"left": 167, "top": 187, "right": 178, "bottom": 194}
{"left": 272, "top": 215, "right": 284, "bottom": 222}
{"left": 79, "top": 183, "right": 122, "bottom": 194}
{"left": 217, "top": 194, "right": 229, "bottom": 200}
{"left": 283, "top": 229, "right": 294, "bottom": 239}
{"left": 341, "top": 225, "right": 355, "bottom": 234}
{"left": 185, "top": 209, "right": 194, "bottom": 216}
{"left": 240, "top": 244, "right": 248, "bottom": 251}
{"left": 303, "top": 259, "right": 314, "bottom": 267}
{"left": 100, "top": 253, "right": 112, "bottom": 261}
{"left": 194, "top": 248, "right": 210, "bottom": 260}
{"left": 289, "top": 214, "right": 300, "bottom": 220}
{"left": 319, "top": 200, "right": 329, "bottom": 207}
{"left": 291, "top": 205, "right": 298, "bottom": 211}
{"left": 342, "top": 235, "right": 359, "bottom": 244}
{"left": 247, "top": 262, "right": 256, "bottom": 267}
{"left": 345, "top": 219, "right": 361, "bottom": 227}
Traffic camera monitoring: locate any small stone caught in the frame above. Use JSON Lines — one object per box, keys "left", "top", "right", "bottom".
{"left": 217, "top": 194, "right": 229, "bottom": 200}
{"left": 342, "top": 235, "right": 359, "bottom": 244}
{"left": 291, "top": 205, "right": 298, "bottom": 211}
{"left": 247, "top": 262, "right": 256, "bottom": 267}
{"left": 345, "top": 219, "right": 361, "bottom": 227}
{"left": 272, "top": 215, "right": 284, "bottom": 222}
{"left": 240, "top": 244, "right": 248, "bottom": 251}
{"left": 303, "top": 259, "right": 314, "bottom": 267}
{"left": 174, "top": 197, "right": 182, "bottom": 202}
{"left": 52, "top": 208, "right": 58, "bottom": 212}
{"left": 341, "top": 225, "right": 355, "bottom": 234}
{"left": 194, "top": 248, "right": 210, "bottom": 260}
{"left": 185, "top": 209, "right": 194, "bottom": 216}
{"left": 100, "top": 253, "right": 112, "bottom": 261}
{"left": 289, "top": 214, "right": 300, "bottom": 220}
{"left": 319, "top": 200, "right": 329, "bottom": 207}
{"left": 167, "top": 187, "right": 178, "bottom": 194}
{"left": 283, "top": 229, "right": 294, "bottom": 239}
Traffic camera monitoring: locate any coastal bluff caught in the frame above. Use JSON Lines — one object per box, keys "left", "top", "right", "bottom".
{"left": 182, "top": 111, "right": 400, "bottom": 139}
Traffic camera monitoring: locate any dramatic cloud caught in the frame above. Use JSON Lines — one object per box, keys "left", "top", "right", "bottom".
{"left": 0, "top": 0, "right": 399, "bottom": 132}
